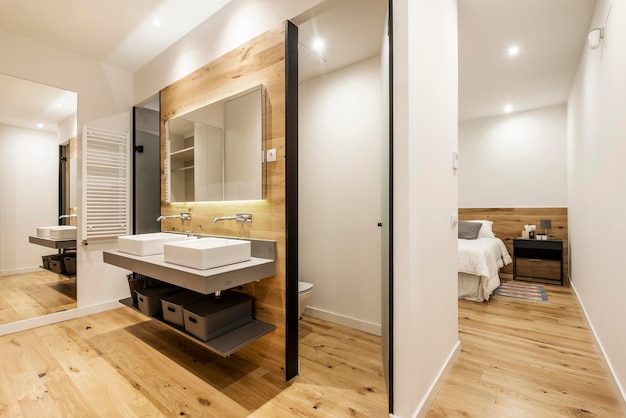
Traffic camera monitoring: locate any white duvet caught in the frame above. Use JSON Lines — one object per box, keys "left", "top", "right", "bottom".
{"left": 458, "top": 237, "right": 512, "bottom": 279}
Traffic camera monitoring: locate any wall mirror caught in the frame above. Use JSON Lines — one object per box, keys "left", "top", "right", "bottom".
{"left": 0, "top": 72, "right": 78, "bottom": 325}
{"left": 165, "top": 84, "right": 265, "bottom": 202}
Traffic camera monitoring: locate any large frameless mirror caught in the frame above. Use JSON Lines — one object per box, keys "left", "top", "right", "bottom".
{"left": 165, "top": 84, "right": 265, "bottom": 202}
{"left": 0, "top": 72, "right": 78, "bottom": 325}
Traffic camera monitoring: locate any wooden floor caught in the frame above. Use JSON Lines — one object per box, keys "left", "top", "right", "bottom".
{"left": 2, "top": 281, "right": 622, "bottom": 417}
{"left": 0, "top": 270, "right": 76, "bottom": 324}
{"left": 428, "top": 282, "right": 624, "bottom": 417}
{"left": 0, "top": 309, "right": 387, "bottom": 417}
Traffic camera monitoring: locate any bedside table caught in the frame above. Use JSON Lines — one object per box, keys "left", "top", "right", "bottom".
{"left": 513, "top": 238, "right": 564, "bottom": 286}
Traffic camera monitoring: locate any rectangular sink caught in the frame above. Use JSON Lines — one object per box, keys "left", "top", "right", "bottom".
{"left": 49, "top": 226, "right": 77, "bottom": 239}
{"left": 118, "top": 232, "right": 193, "bottom": 256}
{"left": 163, "top": 237, "right": 251, "bottom": 270}
{"left": 36, "top": 226, "right": 58, "bottom": 237}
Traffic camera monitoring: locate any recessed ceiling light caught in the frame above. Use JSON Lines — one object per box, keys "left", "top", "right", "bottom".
{"left": 507, "top": 45, "right": 520, "bottom": 56}
{"left": 37, "top": 123, "right": 44, "bottom": 129}
{"left": 504, "top": 104, "right": 513, "bottom": 113}
{"left": 150, "top": 17, "right": 161, "bottom": 27}
{"left": 312, "top": 38, "right": 325, "bottom": 52}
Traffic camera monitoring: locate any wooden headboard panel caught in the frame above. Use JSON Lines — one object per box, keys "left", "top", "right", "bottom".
{"left": 459, "top": 207, "right": 568, "bottom": 281}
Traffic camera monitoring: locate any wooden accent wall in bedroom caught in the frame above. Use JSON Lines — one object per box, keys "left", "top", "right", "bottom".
{"left": 459, "top": 208, "right": 569, "bottom": 283}
{"left": 159, "top": 23, "right": 289, "bottom": 378}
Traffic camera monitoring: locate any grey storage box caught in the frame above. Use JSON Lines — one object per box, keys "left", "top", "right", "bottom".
{"left": 136, "top": 287, "right": 180, "bottom": 317}
{"left": 64, "top": 253, "right": 77, "bottom": 275}
{"left": 161, "top": 290, "right": 209, "bottom": 327}
{"left": 47, "top": 254, "right": 67, "bottom": 274}
{"left": 183, "top": 292, "right": 253, "bottom": 341}
{"left": 41, "top": 254, "right": 56, "bottom": 270}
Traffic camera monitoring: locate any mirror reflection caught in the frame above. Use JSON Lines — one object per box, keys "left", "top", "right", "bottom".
{"left": 0, "top": 73, "right": 78, "bottom": 325}
{"left": 165, "top": 84, "right": 265, "bottom": 202}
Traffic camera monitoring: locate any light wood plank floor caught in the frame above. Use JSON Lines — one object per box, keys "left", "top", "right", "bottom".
{"left": 0, "top": 308, "right": 387, "bottom": 417}
{"left": 0, "top": 271, "right": 76, "bottom": 324}
{"left": 428, "top": 282, "right": 624, "bottom": 417}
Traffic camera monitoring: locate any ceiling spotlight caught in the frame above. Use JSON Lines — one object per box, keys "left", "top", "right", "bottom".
{"left": 588, "top": 27, "right": 604, "bottom": 49}
{"left": 504, "top": 104, "right": 513, "bottom": 113}
{"left": 312, "top": 38, "right": 325, "bottom": 52}
{"left": 507, "top": 45, "right": 520, "bottom": 56}
{"left": 150, "top": 17, "right": 161, "bottom": 27}
{"left": 37, "top": 123, "right": 44, "bottom": 129}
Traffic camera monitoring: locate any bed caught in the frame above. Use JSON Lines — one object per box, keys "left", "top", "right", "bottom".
{"left": 458, "top": 220, "right": 512, "bottom": 302}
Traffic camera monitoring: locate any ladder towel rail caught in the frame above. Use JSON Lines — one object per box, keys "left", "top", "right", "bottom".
{"left": 82, "top": 126, "right": 130, "bottom": 243}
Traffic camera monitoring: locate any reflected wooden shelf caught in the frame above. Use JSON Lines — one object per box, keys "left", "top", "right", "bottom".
{"left": 29, "top": 235, "right": 77, "bottom": 250}
{"left": 170, "top": 146, "right": 194, "bottom": 161}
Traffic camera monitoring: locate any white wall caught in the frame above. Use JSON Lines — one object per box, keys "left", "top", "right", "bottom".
{"left": 392, "top": 1, "right": 459, "bottom": 416}
{"left": 299, "top": 56, "right": 382, "bottom": 335}
{"left": 568, "top": 0, "right": 626, "bottom": 410}
{"left": 459, "top": 104, "right": 567, "bottom": 208}
{"left": 0, "top": 124, "right": 58, "bottom": 274}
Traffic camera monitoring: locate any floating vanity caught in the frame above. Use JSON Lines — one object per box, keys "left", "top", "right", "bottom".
{"left": 30, "top": 226, "right": 78, "bottom": 276}
{"left": 103, "top": 234, "right": 276, "bottom": 357}
{"left": 29, "top": 235, "right": 77, "bottom": 250}
{"left": 30, "top": 225, "right": 78, "bottom": 250}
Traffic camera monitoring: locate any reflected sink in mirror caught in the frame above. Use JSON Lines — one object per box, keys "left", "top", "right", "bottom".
{"left": 118, "top": 232, "right": 195, "bottom": 256}
{"left": 49, "top": 225, "right": 77, "bottom": 239}
{"left": 163, "top": 237, "right": 251, "bottom": 270}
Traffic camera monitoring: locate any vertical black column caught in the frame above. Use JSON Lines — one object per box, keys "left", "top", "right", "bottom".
{"left": 387, "top": 0, "right": 395, "bottom": 413}
{"left": 285, "top": 20, "right": 299, "bottom": 381}
{"left": 58, "top": 145, "right": 68, "bottom": 224}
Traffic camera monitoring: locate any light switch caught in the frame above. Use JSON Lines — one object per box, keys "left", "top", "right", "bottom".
{"left": 451, "top": 214, "right": 458, "bottom": 227}
{"left": 452, "top": 151, "right": 459, "bottom": 170}
{"left": 267, "top": 149, "right": 277, "bottom": 162}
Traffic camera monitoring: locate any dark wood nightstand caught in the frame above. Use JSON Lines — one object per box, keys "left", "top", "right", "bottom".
{"left": 513, "top": 238, "right": 564, "bottom": 286}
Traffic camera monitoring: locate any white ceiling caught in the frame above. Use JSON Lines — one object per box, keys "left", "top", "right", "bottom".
{"left": 1, "top": 0, "right": 595, "bottom": 129}
{"left": 0, "top": 73, "right": 77, "bottom": 133}
{"left": 0, "top": 0, "right": 232, "bottom": 73}
{"left": 458, "top": 0, "right": 597, "bottom": 121}
{"left": 0, "top": 0, "right": 231, "bottom": 131}
{"left": 295, "top": 0, "right": 387, "bottom": 82}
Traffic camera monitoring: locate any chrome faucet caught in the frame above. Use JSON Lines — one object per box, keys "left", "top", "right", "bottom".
{"left": 212, "top": 213, "right": 253, "bottom": 224}
{"left": 157, "top": 212, "right": 191, "bottom": 222}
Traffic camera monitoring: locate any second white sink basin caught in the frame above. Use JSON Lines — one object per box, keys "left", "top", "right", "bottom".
{"left": 118, "top": 232, "right": 193, "bottom": 256}
{"left": 163, "top": 237, "right": 251, "bottom": 270}
{"left": 49, "top": 225, "right": 77, "bottom": 239}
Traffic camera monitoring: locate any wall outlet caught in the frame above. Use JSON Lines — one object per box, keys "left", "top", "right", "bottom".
{"left": 267, "top": 149, "right": 277, "bottom": 162}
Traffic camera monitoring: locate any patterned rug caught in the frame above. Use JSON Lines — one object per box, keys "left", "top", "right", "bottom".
{"left": 493, "top": 281, "right": 548, "bottom": 302}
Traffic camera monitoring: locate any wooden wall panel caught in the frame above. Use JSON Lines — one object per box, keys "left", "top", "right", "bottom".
{"left": 159, "top": 23, "right": 288, "bottom": 378}
{"left": 459, "top": 208, "right": 568, "bottom": 282}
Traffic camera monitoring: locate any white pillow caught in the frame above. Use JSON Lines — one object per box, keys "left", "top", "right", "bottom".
{"left": 466, "top": 220, "right": 496, "bottom": 238}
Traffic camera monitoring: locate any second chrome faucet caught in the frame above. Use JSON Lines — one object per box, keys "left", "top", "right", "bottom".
{"left": 212, "top": 213, "right": 253, "bottom": 224}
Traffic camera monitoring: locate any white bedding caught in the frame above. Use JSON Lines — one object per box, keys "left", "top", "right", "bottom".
{"left": 458, "top": 237, "right": 512, "bottom": 301}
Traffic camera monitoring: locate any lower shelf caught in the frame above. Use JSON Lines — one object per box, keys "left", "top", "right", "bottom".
{"left": 119, "top": 297, "right": 275, "bottom": 357}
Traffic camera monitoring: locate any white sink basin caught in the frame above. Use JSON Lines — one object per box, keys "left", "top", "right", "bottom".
{"left": 36, "top": 226, "right": 58, "bottom": 237}
{"left": 163, "top": 237, "right": 251, "bottom": 270}
{"left": 118, "top": 232, "right": 193, "bottom": 256}
{"left": 49, "top": 226, "right": 77, "bottom": 239}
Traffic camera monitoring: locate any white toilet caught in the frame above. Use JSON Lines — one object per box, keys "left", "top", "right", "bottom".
{"left": 298, "top": 281, "right": 314, "bottom": 319}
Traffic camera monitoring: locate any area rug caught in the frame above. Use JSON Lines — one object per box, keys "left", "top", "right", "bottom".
{"left": 493, "top": 281, "right": 548, "bottom": 302}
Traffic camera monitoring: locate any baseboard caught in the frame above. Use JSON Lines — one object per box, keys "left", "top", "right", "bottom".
{"left": 0, "top": 266, "right": 42, "bottom": 276}
{"left": 304, "top": 306, "right": 382, "bottom": 336}
{"left": 570, "top": 281, "right": 626, "bottom": 415}
{"left": 0, "top": 300, "right": 123, "bottom": 337}
{"left": 412, "top": 341, "right": 461, "bottom": 418}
